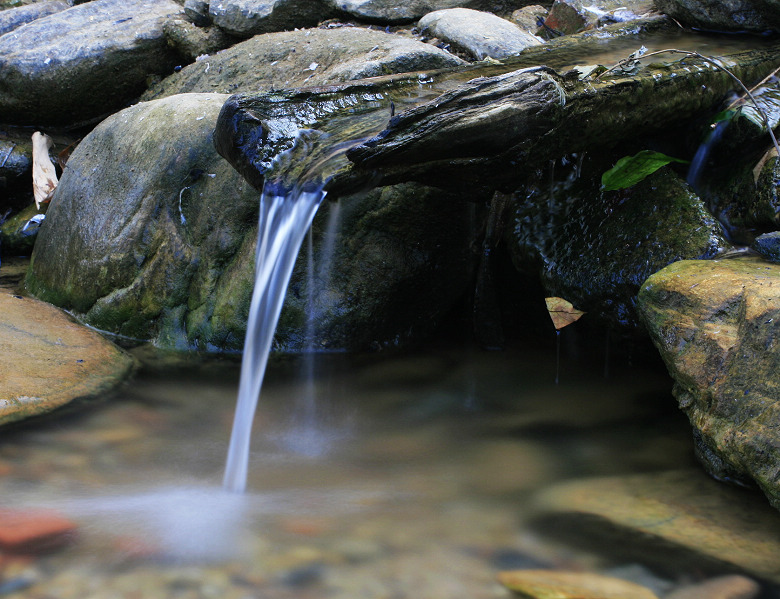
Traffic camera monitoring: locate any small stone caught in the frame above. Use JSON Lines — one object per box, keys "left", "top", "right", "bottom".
{"left": 498, "top": 569, "right": 659, "bottom": 599}
{"left": 665, "top": 575, "right": 761, "bottom": 599}
{"left": 0, "top": 508, "right": 77, "bottom": 553}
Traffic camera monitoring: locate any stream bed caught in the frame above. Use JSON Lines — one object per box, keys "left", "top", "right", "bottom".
{"left": 0, "top": 336, "right": 721, "bottom": 598}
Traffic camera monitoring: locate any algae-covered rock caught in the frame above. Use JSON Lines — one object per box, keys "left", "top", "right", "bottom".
{"left": 142, "top": 26, "right": 465, "bottom": 102}
{"left": 507, "top": 168, "right": 730, "bottom": 330}
{"left": 638, "top": 257, "right": 780, "bottom": 510}
{"left": 26, "top": 93, "right": 259, "bottom": 348}
{"left": 26, "top": 93, "right": 477, "bottom": 352}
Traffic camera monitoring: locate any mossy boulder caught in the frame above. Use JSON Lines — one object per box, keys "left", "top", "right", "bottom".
{"left": 506, "top": 168, "right": 730, "bottom": 330}
{"left": 638, "top": 257, "right": 780, "bottom": 511}
{"left": 26, "top": 93, "right": 477, "bottom": 352}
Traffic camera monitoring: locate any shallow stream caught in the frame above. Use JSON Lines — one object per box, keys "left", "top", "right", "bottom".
{"left": 0, "top": 337, "right": 707, "bottom": 598}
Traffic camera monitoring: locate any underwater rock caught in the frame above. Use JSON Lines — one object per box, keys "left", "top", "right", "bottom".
{"left": 142, "top": 26, "right": 465, "bottom": 102}
{"left": 208, "top": 0, "right": 336, "bottom": 37}
{"left": 0, "top": 508, "right": 77, "bottom": 553}
{"left": 654, "top": 0, "right": 780, "bottom": 32}
{"left": 0, "top": 291, "right": 134, "bottom": 427}
{"left": 417, "top": 8, "right": 543, "bottom": 60}
{"left": 0, "top": 0, "right": 181, "bottom": 127}
{"left": 507, "top": 169, "right": 730, "bottom": 331}
{"left": 0, "top": 0, "right": 71, "bottom": 37}
{"left": 665, "top": 575, "right": 761, "bottom": 599}
{"left": 638, "top": 256, "right": 780, "bottom": 511}
{"left": 498, "top": 569, "right": 660, "bottom": 599}
{"left": 26, "top": 93, "right": 477, "bottom": 352}
{"left": 532, "top": 469, "right": 780, "bottom": 581}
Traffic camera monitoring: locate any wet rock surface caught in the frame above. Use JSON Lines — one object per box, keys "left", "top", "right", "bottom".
{"left": 508, "top": 169, "right": 730, "bottom": 330}
{"left": 638, "top": 257, "right": 780, "bottom": 509}
{"left": 532, "top": 469, "right": 780, "bottom": 582}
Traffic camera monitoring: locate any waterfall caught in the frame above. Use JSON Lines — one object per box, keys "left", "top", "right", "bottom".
{"left": 223, "top": 180, "right": 326, "bottom": 494}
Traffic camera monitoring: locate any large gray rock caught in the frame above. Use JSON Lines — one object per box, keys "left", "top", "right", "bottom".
{"left": 0, "top": 0, "right": 182, "bottom": 126}
{"left": 0, "top": 0, "right": 71, "bottom": 36}
{"left": 638, "top": 257, "right": 780, "bottom": 512}
{"left": 654, "top": 0, "right": 780, "bottom": 32}
{"left": 143, "top": 26, "right": 465, "bottom": 101}
{"left": 209, "top": 0, "right": 335, "bottom": 37}
{"left": 418, "top": 8, "right": 542, "bottom": 60}
{"left": 26, "top": 93, "right": 478, "bottom": 352}
{"left": 325, "top": 0, "right": 533, "bottom": 23}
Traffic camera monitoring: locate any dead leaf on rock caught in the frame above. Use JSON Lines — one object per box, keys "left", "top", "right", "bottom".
{"left": 545, "top": 296, "right": 585, "bottom": 330}
{"left": 32, "top": 131, "right": 58, "bottom": 210}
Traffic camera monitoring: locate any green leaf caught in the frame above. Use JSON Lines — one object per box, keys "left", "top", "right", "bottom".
{"left": 601, "top": 150, "right": 689, "bottom": 191}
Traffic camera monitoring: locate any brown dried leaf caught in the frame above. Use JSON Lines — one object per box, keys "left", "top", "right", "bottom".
{"left": 545, "top": 296, "right": 585, "bottom": 330}
{"left": 32, "top": 131, "right": 58, "bottom": 210}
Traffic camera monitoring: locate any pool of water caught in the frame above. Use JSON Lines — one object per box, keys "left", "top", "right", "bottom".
{"left": 0, "top": 340, "right": 702, "bottom": 598}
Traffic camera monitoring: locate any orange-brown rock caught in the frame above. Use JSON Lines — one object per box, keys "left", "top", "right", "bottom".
{"left": 0, "top": 291, "right": 134, "bottom": 426}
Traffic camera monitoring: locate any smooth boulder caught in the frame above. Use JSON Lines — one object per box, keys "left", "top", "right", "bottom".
{"left": 143, "top": 26, "right": 465, "bottom": 101}
{"left": 639, "top": 257, "right": 780, "bottom": 510}
{"left": 0, "top": 0, "right": 181, "bottom": 126}
{"left": 418, "top": 8, "right": 542, "bottom": 60}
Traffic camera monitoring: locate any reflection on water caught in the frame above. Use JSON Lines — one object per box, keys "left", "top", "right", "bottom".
{"left": 0, "top": 343, "right": 697, "bottom": 597}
